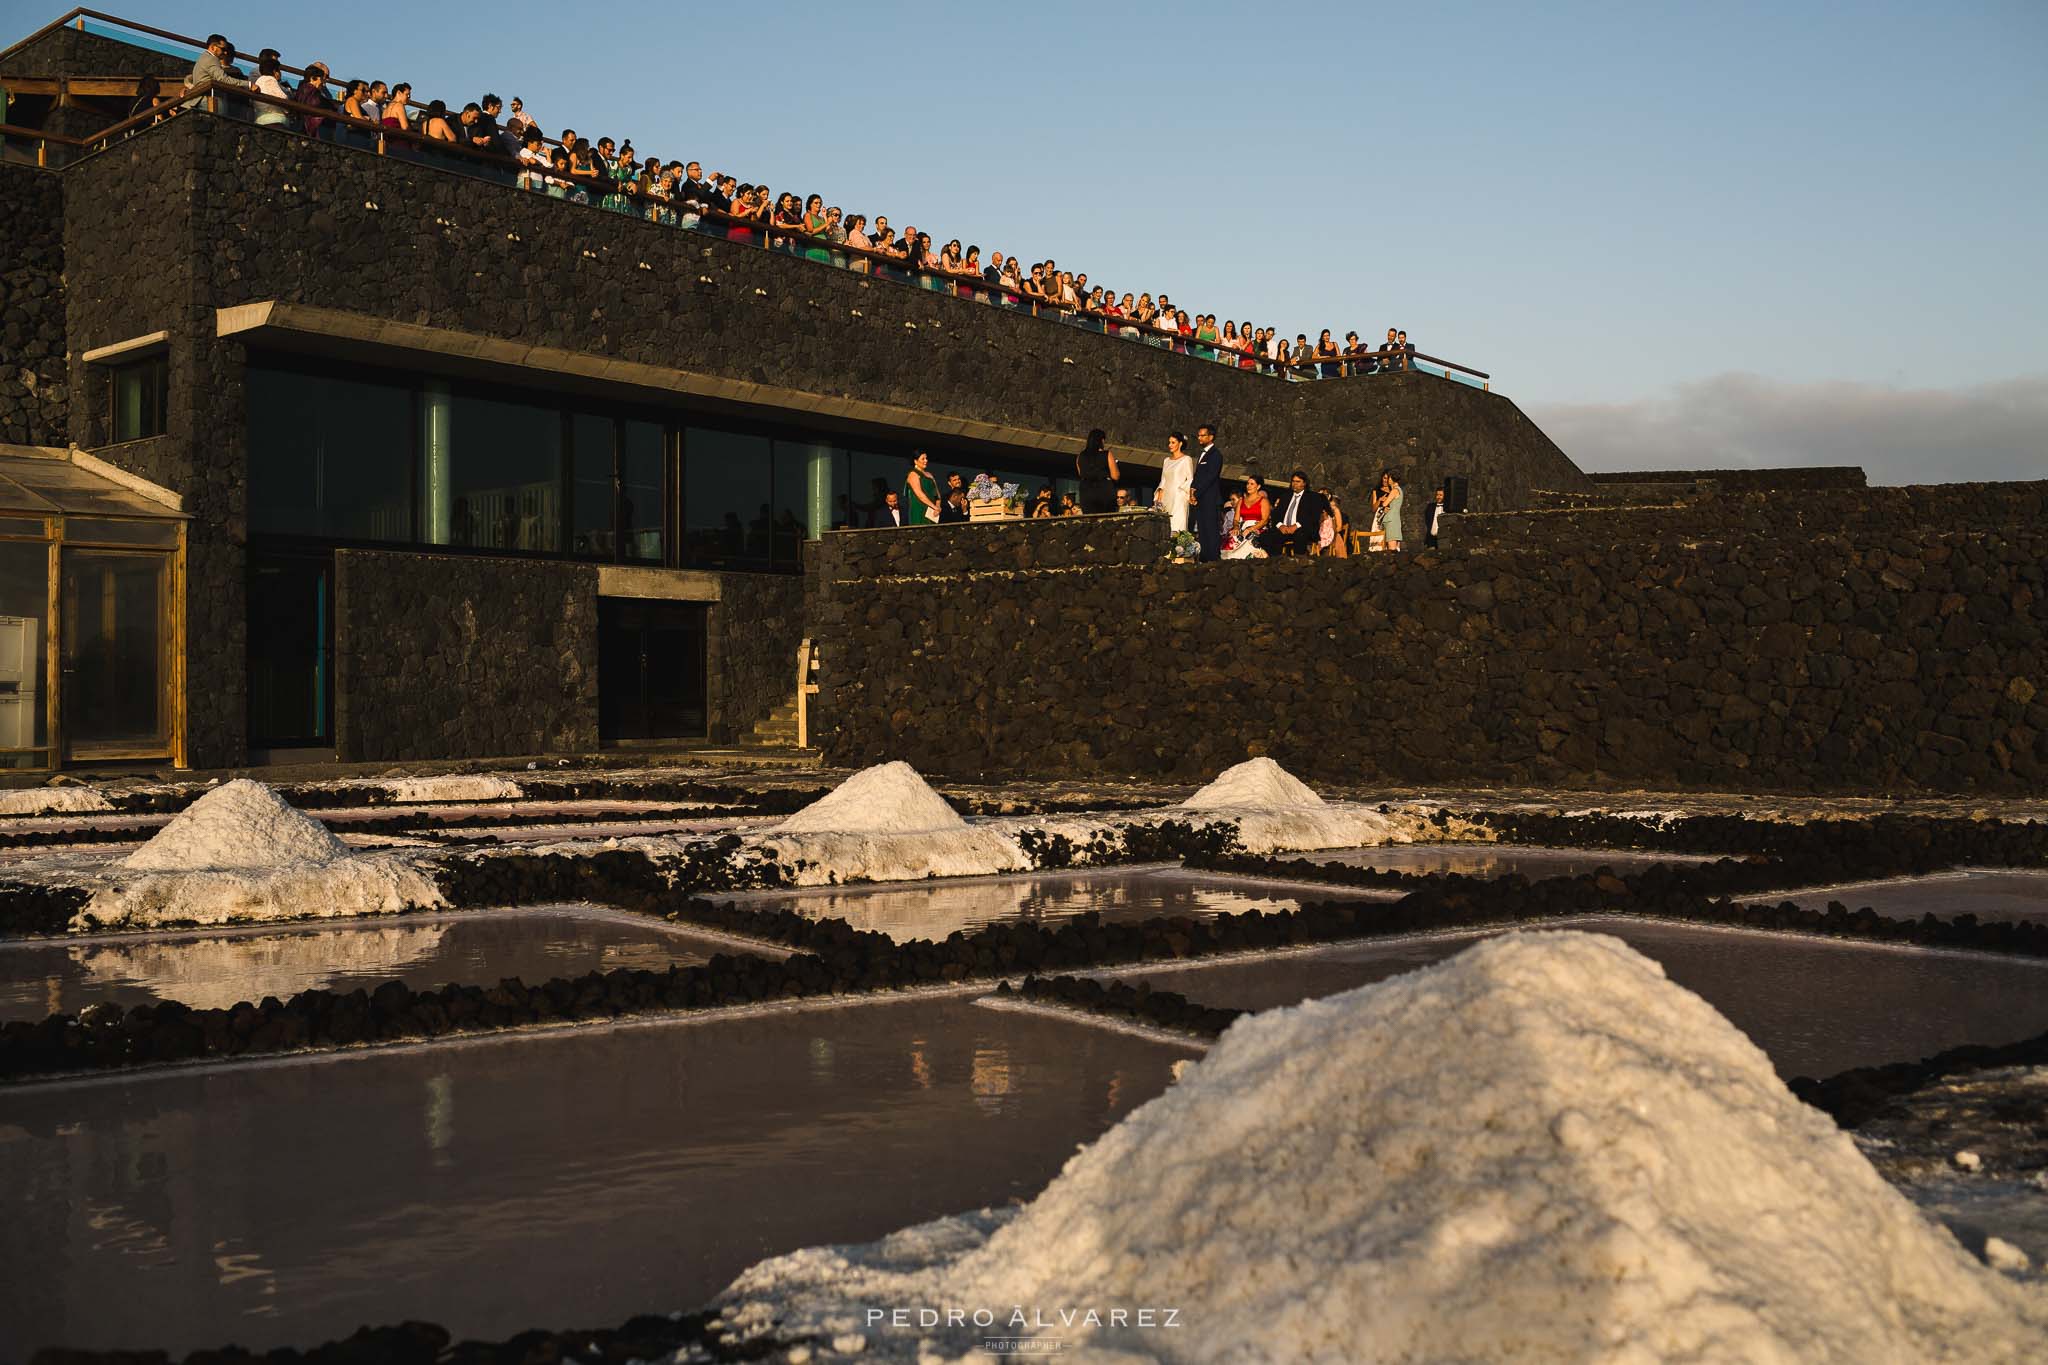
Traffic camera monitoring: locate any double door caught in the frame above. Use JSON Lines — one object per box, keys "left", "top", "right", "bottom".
{"left": 598, "top": 599, "right": 708, "bottom": 743}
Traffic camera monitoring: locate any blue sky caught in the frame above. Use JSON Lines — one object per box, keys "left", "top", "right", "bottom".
{"left": 60, "top": 1, "right": 2048, "bottom": 479}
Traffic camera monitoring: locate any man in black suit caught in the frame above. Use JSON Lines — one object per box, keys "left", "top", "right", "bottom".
{"left": 1424, "top": 486, "right": 1446, "bottom": 547}
{"left": 1260, "top": 469, "right": 1326, "bottom": 557}
{"left": 869, "top": 490, "right": 907, "bottom": 527}
{"left": 1192, "top": 422, "right": 1224, "bottom": 562}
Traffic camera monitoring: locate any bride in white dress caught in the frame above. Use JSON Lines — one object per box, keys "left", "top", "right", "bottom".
{"left": 1153, "top": 432, "right": 1195, "bottom": 534}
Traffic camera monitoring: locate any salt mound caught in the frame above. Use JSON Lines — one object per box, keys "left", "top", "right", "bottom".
{"left": 0, "top": 786, "right": 113, "bottom": 816}
{"left": 1182, "top": 757, "right": 1323, "bottom": 809}
{"left": 382, "top": 774, "right": 522, "bottom": 803}
{"left": 716, "top": 932, "right": 2048, "bottom": 1361}
{"left": 124, "top": 780, "right": 348, "bottom": 871}
{"left": 775, "top": 762, "right": 966, "bottom": 835}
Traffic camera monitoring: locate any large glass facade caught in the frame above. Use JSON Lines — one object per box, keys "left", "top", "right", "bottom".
{"left": 247, "top": 367, "right": 413, "bottom": 540}
{"left": 245, "top": 352, "right": 1096, "bottom": 569}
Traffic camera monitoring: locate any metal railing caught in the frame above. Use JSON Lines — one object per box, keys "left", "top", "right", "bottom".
{"left": 4, "top": 7, "right": 1494, "bottom": 390}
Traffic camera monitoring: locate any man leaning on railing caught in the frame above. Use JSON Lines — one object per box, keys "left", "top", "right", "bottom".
{"left": 184, "top": 34, "right": 249, "bottom": 103}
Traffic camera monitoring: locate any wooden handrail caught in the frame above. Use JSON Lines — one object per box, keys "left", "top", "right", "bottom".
{"left": 13, "top": 9, "right": 1499, "bottom": 388}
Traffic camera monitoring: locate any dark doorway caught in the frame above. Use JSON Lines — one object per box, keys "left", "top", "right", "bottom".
{"left": 599, "top": 599, "right": 708, "bottom": 743}
{"left": 247, "top": 555, "right": 332, "bottom": 748}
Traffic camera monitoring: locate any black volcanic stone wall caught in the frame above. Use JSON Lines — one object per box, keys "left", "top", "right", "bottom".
{"left": 158, "top": 113, "right": 1580, "bottom": 509}
{"left": 812, "top": 486, "right": 2048, "bottom": 791}
{"left": 0, "top": 26, "right": 191, "bottom": 80}
{"left": 60, "top": 117, "right": 248, "bottom": 768}
{"left": 0, "top": 164, "right": 66, "bottom": 446}
{"left": 1587, "top": 466, "right": 1868, "bottom": 491}
{"left": 334, "top": 550, "right": 598, "bottom": 761}
{"left": 709, "top": 572, "right": 806, "bottom": 742}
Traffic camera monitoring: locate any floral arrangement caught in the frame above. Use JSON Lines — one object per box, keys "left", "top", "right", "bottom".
{"left": 968, "top": 474, "right": 1021, "bottom": 504}
{"left": 1167, "top": 530, "right": 1200, "bottom": 561}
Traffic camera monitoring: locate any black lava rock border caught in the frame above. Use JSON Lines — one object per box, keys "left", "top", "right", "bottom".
{"left": 1466, "top": 810, "right": 2048, "bottom": 876}
{"left": 999, "top": 974, "right": 1243, "bottom": 1039}
{"left": 1789, "top": 1024, "right": 2048, "bottom": 1129}
{"left": 26, "top": 1309, "right": 784, "bottom": 1365}
{"left": 1190, "top": 846, "right": 2048, "bottom": 958}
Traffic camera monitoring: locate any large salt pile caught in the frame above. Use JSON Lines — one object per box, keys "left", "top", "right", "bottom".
{"left": 1181, "top": 756, "right": 1324, "bottom": 810}
{"left": 714, "top": 932, "right": 2048, "bottom": 1362}
{"left": 82, "top": 781, "right": 441, "bottom": 930}
{"left": 0, "top": 785, "right": 115, "bottom": 816}
{"left": 775, "top": 762, "right": 967, "bottom": 835}
{"left": 1165, "top": 757, "right": 1468, "bottom": 853}
{"left": 380, "top": 774, "right": 522, "bottom": 804}
{"left": 124, "top": 780, "right": 348, "bottom": 871}
{"left": 751, "top": 762, "right": 1029, "bottom": 885}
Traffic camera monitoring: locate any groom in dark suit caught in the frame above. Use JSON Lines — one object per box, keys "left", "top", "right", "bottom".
{"left": 1192, "top": 422, "right": 1224, "bottom": 562}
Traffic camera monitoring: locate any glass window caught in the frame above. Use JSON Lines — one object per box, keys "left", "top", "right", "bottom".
{"left": 109, "top": 354, "right": 168, "bottom": 443}
{"left": 683, "top": 428, "right": 771, "bottom": 565}
{"left": 60, "top": 548, "right": 168, "bottom": 752}
{"left": 0, "top": 540, "right": 49, "bottom": 764}
{"left": 621, "top": 420, "right": 665, "bottom": 563}
{"left": 773, "top": 440, "right": 837, "bottom": 562}
{"left": 447, "top": 391, "right": 561, "bottom": 553}
{"left": 570, "top": 413, "right": 615, "bottom": 559}
{"left": 63, "top": 519, "right": 180, "bottom": 547}
{"left": 247, "top": 361, "right": 413, "bottom": 541}
{"left": 846, "top": 450, "right": 903, "bottom": 529}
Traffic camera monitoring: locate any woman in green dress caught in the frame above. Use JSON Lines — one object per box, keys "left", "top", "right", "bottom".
{"left": 802, "top": 194, "right": 833, "bottom": 264}
{"left": 1379, "top": 470, "right": 1404, "bottom": 551}
{"left": 904, "top": 451, "right": 942, "bottom": 525}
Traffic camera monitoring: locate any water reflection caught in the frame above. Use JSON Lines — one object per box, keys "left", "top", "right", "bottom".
{"left": 1115, "top": 920, "right": 2048, "bottom": 1078}
{"left": 1782, "top": 869, "right": 2048, "bottom": 924}
{"left": 1305, "top": 843, "right": 1716, "bottom": 879}
{"left": 0, "top": 911, "right": 734, "bottom": 1022}
{"left": 0, "top": 998, "right": 1189, "bottom": 1358}
{"left": 720, "top": 868, "right": 1377, "bottom": 944}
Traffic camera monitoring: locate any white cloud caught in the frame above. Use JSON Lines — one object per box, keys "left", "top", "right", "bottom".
{"left": 1528, "top": 373, "right": 2048, "bottom": 486}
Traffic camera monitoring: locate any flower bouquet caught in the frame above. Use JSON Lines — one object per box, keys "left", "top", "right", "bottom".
{"left": 1167, "top": 529, "right": 1200, "bottom": 561}
{"left": 967, "top": 474, "right": 1023, "bottom": 521}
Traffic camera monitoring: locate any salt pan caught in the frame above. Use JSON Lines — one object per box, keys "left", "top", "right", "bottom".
{"left": 714, "top": 931, "right": 2048, "bottom": 1362}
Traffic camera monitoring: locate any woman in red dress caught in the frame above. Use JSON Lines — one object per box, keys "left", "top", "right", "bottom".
{"left": 1236, "top": 476, "right": 1270, "bottom": 538}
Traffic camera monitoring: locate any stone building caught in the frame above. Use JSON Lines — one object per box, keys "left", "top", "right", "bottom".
{"left": 0, "top": 12, "right": 1587, "bottom": 772}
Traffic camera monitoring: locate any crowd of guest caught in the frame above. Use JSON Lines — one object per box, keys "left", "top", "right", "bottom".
{"left": 868, "top": 425, "right": 1448, "bottom": 563}
{"left": 165, "top": 33, "right": 1436, "bottom": 381}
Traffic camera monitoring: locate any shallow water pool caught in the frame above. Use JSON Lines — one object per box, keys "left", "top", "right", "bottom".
{"left": 717, "top": 865, "right": 1382, "bottom": 943}
{"left": 0, "top": 995, "right": 1188, "bottom": 1358}
{"left": 0, "top": 907, "right": 771, "bottom": 1022}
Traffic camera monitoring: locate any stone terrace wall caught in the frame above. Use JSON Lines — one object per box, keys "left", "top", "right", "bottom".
{"left": 811, "top": 486, "right": 2048, "bottom": 792}
{"left": 155, "top": 112, "right": 1580, "bottom": 511}
{"left": 0, "top": 164, "right": 66, "bottom": 446}
{"left": 1587, "top": 466, "right": 1868, "bottom": 491}
{"left": 334, "top": 550, "right": 599, "bottom": 762}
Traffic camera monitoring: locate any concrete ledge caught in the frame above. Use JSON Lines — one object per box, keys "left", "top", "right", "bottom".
{"left": 80, "top": 329, "right": 171, "bottom": 363}
{"left": 596, "top": 566, "right": 724, "bottom": 602}
{"left": 217, "top": 301, "right": 1090, "bottom": 461}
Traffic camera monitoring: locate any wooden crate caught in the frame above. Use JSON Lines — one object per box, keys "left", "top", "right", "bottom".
{"left": 968, "top": 501, "right": 1019, "bottom": 522}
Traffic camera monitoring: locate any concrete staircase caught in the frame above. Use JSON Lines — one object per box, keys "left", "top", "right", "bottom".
{"left": 740, "top": 696, "right": 802, "bottom": 749}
